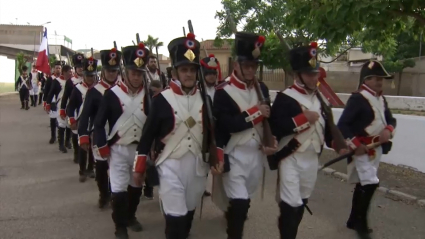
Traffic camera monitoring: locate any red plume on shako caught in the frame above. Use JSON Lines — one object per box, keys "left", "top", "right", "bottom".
{"left": 185, "top": 33, "right": 196, "bottom": 50}
{"left": 309, "top": 42, "right": 318, "bottom": 57}
{"left": 136, "top": 42, "right": 146, "bottom": 57}
{"left": 255, "top": 35, "right": 266, "bottom": 48}
{"left": 109, "top": 47, "right": 117, "bottom": 58}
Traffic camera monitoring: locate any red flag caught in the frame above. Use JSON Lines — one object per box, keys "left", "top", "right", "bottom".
{"left": 35, "top": 28, "right": 50, "bottom": 75}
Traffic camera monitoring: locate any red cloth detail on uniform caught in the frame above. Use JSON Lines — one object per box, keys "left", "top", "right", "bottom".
{"left": 349, "top": 137, "right": 361, "bottom": 150}
{"left": 359, "top": 136, "right": 380, "bottom": 145}
{"left": 293, "top": 113, "right": 308, "bottom": 127}
{"left": 59, "top": 109, "right": 66, "bottom": 117}
{"left": 134, "top": 155, "right": 147, "bottom": 173}
{"left": 98, "top": 145, "right": 110, "bottom": 158}
{"left": 43, "top": 101, "right": 46, "bottom": 107}
{"left": 246, "top": 105, "right": 260, "bottom": 115}
{"left": 69, "top": 117, "right": 76, "bottom": 125}
{"left": 385, "top": 125, "right": 394, "bottom": 133}
{"left": 217, "top": 147, "right": 224, "bottom": 163}
{"left": 368, "top": 149, "right": 376, "bottom": 158}
{"left": 45, "top": 104, "right": 51, "bottom": 112}
{"left": 246, "top": 106, "right": 264, "bottom": 125}
{"left": 252, "top": 114, "right": 264, "bottom": 125}
{"left": 79, "top": 135, "right": 90, "bottom": 145}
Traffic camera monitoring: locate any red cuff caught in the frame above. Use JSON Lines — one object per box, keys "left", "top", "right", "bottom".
{"left": 59, "top": 109, "right": 66, "bottom": 117}
{"left": 217, "top": 147, "right": 224, "bottom": 163}
{"left": 385, "top": 125, "right": 394, "bottom": 132}
{"left": 98, "top": 145, "right": 110, "bottom": 158}
{"left": 69, "top": 117, "right": 76, "bottom": 125}
{"left": 348, "top": 137, "right": 361, "bottom": 150}
{"left": 43, "top": 101, "right": 46, "bottom": 107}
{"left": 293, "top": 113, "right": 308, "bottom": 126}
{"left": 79, "top": 135, "right": 90, "bottom": 145}
{"left": 133, "top": 154, "right": 147, "bottom": 173}
{"left": 45, "top": 104, "right": 51, "bottom": 111}
{"left": 246, "top": 105, "right": 264, "bottom": 125}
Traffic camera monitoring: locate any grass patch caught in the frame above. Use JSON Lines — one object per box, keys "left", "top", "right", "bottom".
{"left": 0, "top": 83, "right": 15, "bottom": 94}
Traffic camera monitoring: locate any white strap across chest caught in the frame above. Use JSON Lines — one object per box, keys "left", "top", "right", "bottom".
{"left": 155, "top": 89, "right": 203, "bottom": 165}
{"left": 107, "top": 86, "right": 146, "bottom": 140}
{"left": 74, "top": 84, "right": 88, "bottom": 120}
{"left": 94, "top": 83, "right": 108, "bottom": 96}
{"left": 360, "top": 90, "right": 387, "bottom": 126}
{"left": 57, "top": 79, "right": 67, "bottom": 102}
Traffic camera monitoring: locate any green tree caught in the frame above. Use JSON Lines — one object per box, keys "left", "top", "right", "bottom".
{"left": 144, "top": 35, "right": 164, "bottom": 55}
{"left": 16, "top": 52, "right": 30, "bottom": 74}
{"left": 48, "top": 55, "right": 57, "bottom": 68}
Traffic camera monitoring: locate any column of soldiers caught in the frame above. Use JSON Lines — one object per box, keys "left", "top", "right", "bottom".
{"left": 35, "top": 29, "right": 396, "bottom": 239}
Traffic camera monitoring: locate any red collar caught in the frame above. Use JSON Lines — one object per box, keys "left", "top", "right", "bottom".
{"left": 229, "top": 71, "right": 250, "bottom": 90}
{"left": 82, "top": 81, "right": 95, "bottom": 89}
{"left": 169, "top": 80, "right": 197, "bottom": 96}
{"left": 290, "top": 82, "right": 308, "bottom": 95}
{"left": 361, "top": 84, "right": 382, "bottom": 96}
{"left": 119, "top": 81, "right": 143, "bottom": 94}
{"left": 99, "top": 79, "right": 114, "bottom": 89}
{"left": 59, "top": 75, "right": 65, "bottom": 80}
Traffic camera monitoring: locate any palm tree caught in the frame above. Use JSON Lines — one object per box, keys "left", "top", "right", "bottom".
{"left": 144, "top": 35, "right": 164, "bottom": 56}
{"left": 16, "top": 52, "right": 30, "bottom": 74}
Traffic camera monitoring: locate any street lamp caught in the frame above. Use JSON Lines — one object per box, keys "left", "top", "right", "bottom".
{"left": 32, "top": 21, "right": 51, "bottom": 61}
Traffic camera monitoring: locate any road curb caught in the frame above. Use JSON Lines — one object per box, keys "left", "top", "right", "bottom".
{"left": 319, "top": 164, "right": 424, "bottom": 207}
{"left": 0, "top": 92, "right": 18, "bottom": 97}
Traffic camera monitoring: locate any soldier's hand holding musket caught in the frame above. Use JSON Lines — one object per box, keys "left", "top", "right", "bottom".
{"left": 211, "top": 161, "right": 224, "bottom": 175}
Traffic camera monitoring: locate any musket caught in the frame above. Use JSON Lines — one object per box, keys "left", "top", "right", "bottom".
{"left": 113, "top": 41, "right": 125, "bottom": 81}
{"left": 319, "top": 142, "right": 382, "bottom": 171}
{"left": 188, "top": 20, "right": 219, "bottom": 219}
{"left": 135, "top": 33, "right": 152, "bottom": 107}
{"left": 183, "top": 27, "right": 186, "bottom": 36}
{"left": 201, "top": 38, "right": 208, "bottom": 57}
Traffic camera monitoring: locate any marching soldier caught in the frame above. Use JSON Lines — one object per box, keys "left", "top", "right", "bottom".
{"left": 200, "top": 54, "right": 222, "bottom": 197}
{"left": 60, "top": 53, "right": 85, "bottom": 162}
{"left": 337, "top": 60, "right": 396, "bottom": 239}
{"left": 78, "top": 47, "right": 121, "bottom": 208}
{"left": 269, "top": 42, "right": 346, "bottom": 239}
{"left": 15, "top": 65, "right": 31, "bottom": 110}
{"left": 93, "top": 42, "right": 150, "bottom": 239}
{"left": 212, "top": 32, "right": 277, "bottom": 239}
{"left": 67, "top": 57, "right": 97, "bottom": 182}
{"left": 133, "top": 33, "right": 216, "bottom": 239}
{"left": 45, "top": 64, "right": 73, "bottom": 153}
{"left": 43, "top": 61, "right": 62, "bottom": 144}
{"left": 29, "top": 64, "right": 40, "bottom": 107}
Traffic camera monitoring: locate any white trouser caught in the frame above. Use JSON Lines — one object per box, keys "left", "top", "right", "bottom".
{"left": 109, "top": 144, "right": 140, "bottom": 192}
{"left": 205, "top": 172, "right": 213, "bottom": 192}
{"left": 222, "top": 139, "right": 264, "bottom": 199}
{"left": 348, "top": 146, "right": 382, "bottom": 186}
{"left": 57, "top": 116, "right": 69, "bottom": 128}
{"left": 158, "top": 151, "right": 207, "bottom": 216}
{"left": 49, "top": 110, "right": 58, "bottom": 119}
{"left": 30, "top": 84, "right": 39, "bottom": 95}
{"left": 279, "top": 145, "right": 319, "bottom": 207}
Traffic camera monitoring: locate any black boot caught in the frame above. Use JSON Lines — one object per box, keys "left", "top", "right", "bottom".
{"left": 65, "top": 128, "right": 72, "bottom": 149}
{"left": 72, "top": 133, "right": 79, "bottom": 164}
{"left": 20, "top": 101, "right": 24, "bottom": 109}
{"left": 86, "top": 149, "right": 95, "bottom": 178}
{"left": 185, "top": 210, "right": 196, "bottom": 238}
{"left": 30, "top": 95, "right": 34, "bottom": 106}
{"left": 143, "top": 177, "right": 154, "bottom": 200}
{"left": 226, "top": 199, "right": 250, "bottom": 239}
{"left": 58, "top": 127, "right": 67, "bottom": 153}
{"left": 112, "top": 192, "right": 129, "bottom": 239}
{"left": 79, "top": 146, "right": 88, "bottom": 182}
{"left": 347, "top": 184, "right": 364, "bottom": 230}
{"left": 278, "top": 201, "right": 305, "bottom": 239}
{"left": 49, "top": 118, "right": 57, "bottom": 144}
{"left": 127, "top": 186, "right": 143, "bottom": 232}
{"left": 165, "top": 215, "right": 187, "bottom": 239}
{"left": 33, "top": 95, "right": 38, "bottom": 107}
{"left": 25, "top": 100, "right": 29, "bottom": 110}
{"left": 38, "top": 93, "right": 43, "bottom": 105}
{"left": 353, "top": 184, "right": 378, "bottom": 239}
{"left": 96, "top": 160, "right": 110, "bottom": 208}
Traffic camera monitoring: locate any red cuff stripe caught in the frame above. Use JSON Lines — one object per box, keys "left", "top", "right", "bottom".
{"left": 293, "top": 113, "right": 308, "bottom": 127}
{"left": 43, "top": 101, "right": 46, "bottom": 107}
{"left": 79, "top": 135, "right": 90, "bottom": 145}
{"left": 59, "top": 109, "right": 66, "bottom": 117}
{"left": 252, "top": 114, "right": 264, "bottom": 126}
{"left": 98, "top": 145, "right": 110, "bottom": 158}
{"left": 385, "top": 125, "right": 394, "bottom": 132}
{"left": 246, "top": 105, "right": 260, "bottom": 115}
{"left": 217, "top": 147, "right": 224, "bottom": 163}
{"left": 349, "top": 137, "right": 362, "bottom": 150}
{"left": 69, "top": 117, "right": 76, "bottom": 125}
{"left": 134, "top": 155, "right": 147, "bottom": 173}
{"left": 45, "top": 104, "right": 51, "bottom": 111}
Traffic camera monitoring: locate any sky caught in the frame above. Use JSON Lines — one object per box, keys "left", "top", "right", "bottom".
{"left": 0, "top": 0, "right": 225, "bottom": 56}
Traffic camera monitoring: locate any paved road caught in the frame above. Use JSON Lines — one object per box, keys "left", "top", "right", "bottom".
{"left": 0, "top": 94, "right": 424, "bottom": 239}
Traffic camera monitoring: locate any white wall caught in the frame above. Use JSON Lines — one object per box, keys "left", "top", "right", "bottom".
{"left": 0, "top": 55, "right": 15, "bottom": 83}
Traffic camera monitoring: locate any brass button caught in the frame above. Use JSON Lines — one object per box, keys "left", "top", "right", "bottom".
{"left": 134, "top": 129, "right": 137, "bottom": 131}
{"left": 188, "top": 137, "right": 191, "bottom": 140}
{"left": 189, "top": 145, "right": 191, "bottom": 147}
{"left": 252, "top": 133, "right": 255, "bottom": 136}
{"left": 174, "top": 111, "right": 177, "bottom": 114}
